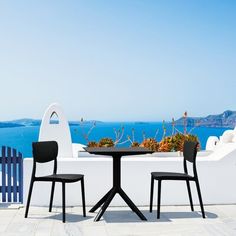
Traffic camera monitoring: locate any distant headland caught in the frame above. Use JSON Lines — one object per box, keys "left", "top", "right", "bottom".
{"left": 175, "top": 110, "right": 236, "bottom": 128}
{"left": 0, "top": 110, "right": 235, "bottom": 128}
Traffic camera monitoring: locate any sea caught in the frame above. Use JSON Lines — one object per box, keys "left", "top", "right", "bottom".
{"left": 0, "top": 122, "right": 229, "bottom": 157}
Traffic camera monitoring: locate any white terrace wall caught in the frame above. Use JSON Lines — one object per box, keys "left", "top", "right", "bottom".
{"left": 23, "top": 143, "right": 236, "bottom": 207}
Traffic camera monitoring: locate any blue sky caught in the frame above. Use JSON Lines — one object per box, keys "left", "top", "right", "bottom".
{"left": 0, "top": 0, "right": 235, "bottom": 121}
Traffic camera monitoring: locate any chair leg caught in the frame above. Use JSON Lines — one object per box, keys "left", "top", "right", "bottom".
{"left": 81, "top": 177, "right": 86, "bottom": 217}
{"left": 157, "top": 180, "right": 162, "bottom": 219}
{"left": 49, "top": 181, "right": 55, "bottom": 212}
{"left": 62, "top": 182, "right": 66, "bottom": 223}
{"left": 186, "top": 180, "right": 194, "bottom": 211}
{"left": 195, "top": 179, "right": 205, "bottom": 218}
{"left": 150, "top": 176, "right": 154, "bottom": 212}
{"left": 25, "top": 179, "right": 34, "bottom": 218}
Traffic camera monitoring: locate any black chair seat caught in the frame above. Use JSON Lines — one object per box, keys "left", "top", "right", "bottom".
{"left": 151, "top": 172, "right": 194, "bottom": 180}
{"left": 37, "top": 174, "right": 84, "bottom": 183}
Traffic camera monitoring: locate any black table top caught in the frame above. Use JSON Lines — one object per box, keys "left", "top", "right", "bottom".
{"left": 84, "top": 147, "right": 154, "bottom": 156}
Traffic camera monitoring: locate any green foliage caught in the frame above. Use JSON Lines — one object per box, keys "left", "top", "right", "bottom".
{"left": 87, "top": 141, "right": 98, "bottom": 147}
{"left": 158, "top": 133, "right": 200, "bottom": 152}
{"left": 98, "top": 138, "right": 114, "bottom": 147}
{"left": 140, "top": 138, "right": 159, "bottom": 151}
{"left": 131, "top": 142, "right": 140, "bottom": 147}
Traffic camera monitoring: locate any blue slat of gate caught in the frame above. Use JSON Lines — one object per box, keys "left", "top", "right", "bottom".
{"left": 12, "top": 149, "right": 17, "bottom": 202}
{"left": 0, "top": 146, "right": 23, "bottom": 203}
{"left": 7, "top": 147, "right": 12, "bottom": 202}
{"left": 18, "top": 152, "right": 23, "bottom": 203}
{"left": 2, "top": 147, "right": 6, "bottom": 202}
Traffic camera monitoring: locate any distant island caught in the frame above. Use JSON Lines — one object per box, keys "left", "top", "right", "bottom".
{"left": 0, "top": 110, "right": 235, "bottom": 128}
{"left": 0, "top": 122, "right": 25, "bottom": 128}
{"left": 175, "top": 110, "right": 236, "bottom": 128}
{"left": 0, "top": 118, "right": 101, "bottom": 128}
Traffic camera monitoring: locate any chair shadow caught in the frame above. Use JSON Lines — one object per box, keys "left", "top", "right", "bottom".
{"left": 102, "top": 210, "right": 218, "bottom": 223}
{"left": 28, "top": 211, "right": 92, "bottom": 223}
{"left": 47, "top": 213, "right": 93, "bottom": 223}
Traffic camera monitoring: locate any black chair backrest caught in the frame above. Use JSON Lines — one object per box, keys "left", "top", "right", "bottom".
{"left": 183, "top": 141, "right": 198, "bottom": 163}
{"left": 32, "top": 141, "right": 58, "bottom": 163}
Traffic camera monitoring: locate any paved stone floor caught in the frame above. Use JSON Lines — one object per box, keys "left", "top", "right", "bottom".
{"left": 0, "top": 205, "right": 236, "bottom": 236}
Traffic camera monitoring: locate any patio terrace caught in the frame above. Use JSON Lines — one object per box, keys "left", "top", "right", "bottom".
{"left": 1, "top": 204, "right": 236, "bottom": 235}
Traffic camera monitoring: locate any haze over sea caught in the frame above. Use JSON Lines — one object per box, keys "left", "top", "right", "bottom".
{"left": 0, "top": 122, "right": 228, "bottom": 157}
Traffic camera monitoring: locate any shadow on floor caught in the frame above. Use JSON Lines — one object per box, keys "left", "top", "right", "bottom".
{"left": 48, "top": 213, "right": 93, "bottom": 223}
{"left": 28, "top": 212, "right": 92, "bottom": 223}
{"left": 102, "top": 210, "right": 218, "bottom": 223}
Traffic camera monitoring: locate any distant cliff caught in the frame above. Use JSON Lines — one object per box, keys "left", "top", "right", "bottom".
{"left": 0, "top": 119, "right": 40, "bottom": 128}
{"left": 0, "top": 119, "right": 101, "bottom": 128}
{"left": 175, "top": 110, "right": 236, "bottom": 128}
{"left": 0, "top": 122, "right": 25, "bottom": 128}
{"left": 0, "top": 112, "right": 235, "bottom": 128}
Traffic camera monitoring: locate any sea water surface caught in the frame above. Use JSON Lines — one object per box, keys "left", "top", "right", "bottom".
{"left": 0, "top": 122, "right": 229, "bottom": 157}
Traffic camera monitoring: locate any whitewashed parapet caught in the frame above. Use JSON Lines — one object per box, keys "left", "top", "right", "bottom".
{"left": 23, "top": 144, "right": 236, "bottom": 206}
{"left": 205, "top": 127, "right": 236, "bottom": 152}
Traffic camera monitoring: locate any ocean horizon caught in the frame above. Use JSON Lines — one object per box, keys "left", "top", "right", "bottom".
{"left": 0, "top": 122, "right": 229, "bottom": 157}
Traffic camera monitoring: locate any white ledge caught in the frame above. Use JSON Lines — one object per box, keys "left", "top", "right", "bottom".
{"left": 23, "top": 143, "right": 236, "bottom": 207}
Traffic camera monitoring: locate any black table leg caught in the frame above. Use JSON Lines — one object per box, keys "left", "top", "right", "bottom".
{"left": 94, "top": 189, "right": 116, "bottom": 221}
{"left": 119, "top": 188, "right": 147, "bottom": 220}
{"left": 92, "top": 154, "right": 146, "bottom": 221}
{"left": 89, "top": 189, "right": 112, "bottom": 212}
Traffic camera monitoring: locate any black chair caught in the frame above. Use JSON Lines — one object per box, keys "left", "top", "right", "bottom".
{"left": 25, "top": 141, "right": 86, "bottom": 223}
{"left": 150, "top": 141, "right": 205, "bottom": 219}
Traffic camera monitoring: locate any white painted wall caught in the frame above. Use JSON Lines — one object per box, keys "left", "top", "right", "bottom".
{"left": 23, "top": 143, "right": 236, "bottom": 207}
{"left": 39, "top": 103, "right": 73, "bottom": 158}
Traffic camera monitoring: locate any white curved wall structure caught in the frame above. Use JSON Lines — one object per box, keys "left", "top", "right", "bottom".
{"left": 39, "top": 103, "right": 73, "bottom": 158}
{"left": 205, "top": 136, "right": 219, "bottom": 151}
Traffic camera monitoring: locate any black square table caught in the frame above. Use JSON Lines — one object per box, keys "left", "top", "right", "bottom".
{"left": 85, "top": 147, "right": 154, "bottom": 221}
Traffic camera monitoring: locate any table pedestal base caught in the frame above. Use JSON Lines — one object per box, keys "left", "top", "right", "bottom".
{"left": 90, "top": 187, "right": 147, "bottom": 222}
{"left": 89, "top": 154, "right": 147, "bottom": 222}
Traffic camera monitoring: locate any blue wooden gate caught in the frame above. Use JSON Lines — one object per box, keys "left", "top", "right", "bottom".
{"left": 0, "top": 146, "right": 23, "bottom": 203}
